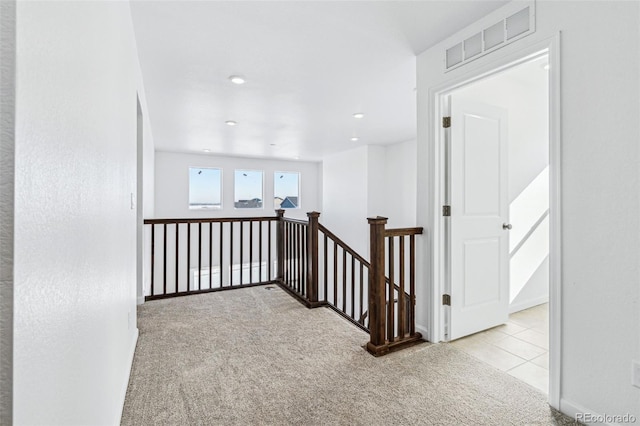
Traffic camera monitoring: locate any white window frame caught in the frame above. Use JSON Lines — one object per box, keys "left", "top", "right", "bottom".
{"left": 188, "top": 166, "right": 223, "bottom": 210}
{"left": 234, "top": 169, "right": 264, "bottom": 210}
{"left": 274, "top": 171, "right": 301, "bottom": 210}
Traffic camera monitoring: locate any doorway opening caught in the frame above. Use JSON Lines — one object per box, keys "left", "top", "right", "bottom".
{"left": 440, "top": 52, "right": 552, "bottom": 394}
{"left": 136, "top": 95, "right": 144, "bottom": 305}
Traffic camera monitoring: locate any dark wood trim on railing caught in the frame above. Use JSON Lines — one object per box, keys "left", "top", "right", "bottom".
{"left": 317, "top": 224, "right": 370, "bottom": 266}
{"left": 144, "top": 217, "right": 279, "bottom": 225}
{"left": 366, "top": 217, "right": 423, "bottom": 356}
{"left": 384, "top": 227, "right": 424, "bottom": 237}
{"left": 145, "top": 215, "right": 279, "bottom": 300}
{"left": 276, "top": 209, "right": 284, "bottom": 282}
{"left": 146, "top": 280, "right": 280, "bottom": 301}
{"left": 306, "top": 212, "right": 320, "bottom": 303}
{"left": 366, "top": 217, "right": 389, "bottom": 356}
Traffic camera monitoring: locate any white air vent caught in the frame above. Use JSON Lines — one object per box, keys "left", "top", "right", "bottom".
{"left": 446, "top": 43, "right": 463, "bottom": 68}
{"left": 464, "top": 33, "right": 482, "bottom": 60}
{"left": 444, "top": 1, "right": 535, "bottom": 72}
{"left": 483, "top": 21, "right": 505, "bottom": 50}
{"left": 506, "top": 7, "right": 531, "bottom": 40}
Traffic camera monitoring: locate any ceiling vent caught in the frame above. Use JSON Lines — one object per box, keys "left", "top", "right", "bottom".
{"left": 445, "top": 2, "right": 535, "bottom": 72}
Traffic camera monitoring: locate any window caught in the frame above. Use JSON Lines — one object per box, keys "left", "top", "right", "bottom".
{"left": 274, "top": 171, "right": 300, "bottom": 209}
{"left": 189, "top": 167, "right": 222, "bottom": 209}
{"left": 234, "top": 170, "right": 263, "bottom": 209}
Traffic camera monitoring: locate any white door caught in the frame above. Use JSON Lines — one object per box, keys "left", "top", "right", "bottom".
{"left": 449, "top": 100, "right": 509, "bottom": 340}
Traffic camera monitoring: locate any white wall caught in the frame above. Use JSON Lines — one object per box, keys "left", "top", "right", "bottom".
{"left": 322, "top": 141, "right": 417, "bottom": 257}
{"left": 322, "top": 146, "right": 369, "bottom": 254}
{"left": 0, "top": 1, "right": 15, "bottom": 424}
{"left": 417, "top": 0, "right": 639, "bottom": 419}
{"left": 367, "top": 145, "right": 387, "bottom": 221}
{"left": 382, "top": 140, "right": 417, "bottom": 228}
{"left": 154, "top": 151, "right": 320, "bottom": 220}
{"left": 14, "top": 2, "right": 151, "bottom": 424}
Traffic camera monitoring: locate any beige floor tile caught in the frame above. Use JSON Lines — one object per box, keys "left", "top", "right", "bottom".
{"left": 492, "top": 321, "right": 527, "bottom": 336}
{"left": 514, "top": 328, "right": 548, "bottom": 350}
{"left": 492, "top": 335, "right": 546, "bottom": 360}
{"left": 449, "top": 336, "right": 484, "bottom": 351}
{"left": 530, "top": 353, "right": 549, "bottom": 370}
{"left": 510, "top": 305, "right": 547, "bottom": 321}
{"left": 508, "top": 362, "right": 549, "bottom": 394}
{"left": 450, "top": 327, "right": 508, "bottom": 347}
{"left": 475, "top": 328, "right": 510, "bottom": 343}
{"left": 450, "top": 304, "right": 551, "bottom": 392}
{"left": 530, "top": 324, "right": 548, "bottom": 335}
{"left": 524, "top": 303, "right": 548, "bottom": 314}
{"left": 456, "top": 341, "right": 527, "bottom": 371}
{"left": 509, "top": 316, "right": 547, "bottom": 330}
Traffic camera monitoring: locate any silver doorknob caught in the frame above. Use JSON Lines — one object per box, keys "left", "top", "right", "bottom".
{"left": 503, "top": 223, "right": 512, "bottom": 230}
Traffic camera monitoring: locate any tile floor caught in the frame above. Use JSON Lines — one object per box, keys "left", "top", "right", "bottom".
{"left": 448, "top": 303, "right": 549, "bottom": 393}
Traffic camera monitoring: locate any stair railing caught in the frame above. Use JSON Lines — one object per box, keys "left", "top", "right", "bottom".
{"left": 144, "top": 210, "right": 423, "bottom": 355}
{"left": 366, "top": 217, "right": 423, "bottom": 356}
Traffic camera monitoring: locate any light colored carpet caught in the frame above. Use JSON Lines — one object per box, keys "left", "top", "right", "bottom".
{"left": 121, "top": 286, "right": 576, "bottom": 425}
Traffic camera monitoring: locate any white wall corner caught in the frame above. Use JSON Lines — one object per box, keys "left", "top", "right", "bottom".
{"left": 508, "top": 296, "right": 548, "bottom": 315}
{"left": 415, "top": 324, "right": 429, "bottom": 342}
{"left": 116, "top": 328, "right": 139, "bottom": 425}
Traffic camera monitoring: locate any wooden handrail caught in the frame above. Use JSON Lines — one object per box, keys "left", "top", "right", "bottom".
{"left": 385, "top": 227, "right": 424, "bottom": 237}
{"left": 145, "top": 216, "right": 279, "bottom": 225}
{"left": 318, "top": 224, "right": 370, "bottom": 266}
{"left": 282, "top": 217, "right": 309, "bottom": 225}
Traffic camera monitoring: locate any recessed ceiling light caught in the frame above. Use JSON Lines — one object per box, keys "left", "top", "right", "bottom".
{"left": 225, "top": 120, "right": 237, "bottom": 126}
{"left": 350, "top": 137, "right": 359, "bottom": 142}
{"left": 203, "top": 149, "right": 211, "bottom": 153}
{"left": 293, "top": 156, "right": 300, "bottom": 160}
{"left": 229, "top": 75, "right": 245, "bottom": 85}
{"left": 353, "top": 112, "right": 365, "bottom": 119}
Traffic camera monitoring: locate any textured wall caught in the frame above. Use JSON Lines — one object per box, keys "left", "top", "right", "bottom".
{"left": 0, "top": 1, "right": 15, "bottom": 424}
{"left": 14, "top": 3, "right": 143, "bottom": 424}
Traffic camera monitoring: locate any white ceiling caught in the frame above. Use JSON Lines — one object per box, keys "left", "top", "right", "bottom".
{"left": 130, "top": 1, "right": 508, "bottom": 161}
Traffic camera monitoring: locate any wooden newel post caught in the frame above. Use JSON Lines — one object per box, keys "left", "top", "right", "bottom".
{"left": 367, "top": 216, "right": 389, "bottom": 356}
{"left": 276, "top": 209, "right": 285, "bottom": 282}
{"left": 306, "top": 211, "right": 320, "bottom": 304}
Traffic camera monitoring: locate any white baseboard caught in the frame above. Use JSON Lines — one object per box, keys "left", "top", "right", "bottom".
{"left": 137, "top": 296, "right": 145, "bottom": 305}
{"left": 560, "top": 398, "right": 634, "bottom": 425}
{"left": 116, "top": 328, "right": 139, "bottom": 425}
{"left": 509, "top": 295, "right": 548, "bottom": 314}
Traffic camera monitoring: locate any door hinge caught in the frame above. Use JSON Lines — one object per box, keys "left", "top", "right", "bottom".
{"left": 442, "top": 116, "right": 451, "bottom": 128}
{"left": 442, "top": 294, "right": 451, "bottom": 306}
{"left": 442, "top": 205, "right": 451, "bottom": 216}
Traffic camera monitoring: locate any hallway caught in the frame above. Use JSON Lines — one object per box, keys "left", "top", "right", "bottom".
{"left": 122, "top": 290, "right": 570, "bottom": 425}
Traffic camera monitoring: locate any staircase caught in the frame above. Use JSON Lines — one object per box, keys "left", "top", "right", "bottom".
{"left": 144, "top": 210, "right": 424, "bottom": 356}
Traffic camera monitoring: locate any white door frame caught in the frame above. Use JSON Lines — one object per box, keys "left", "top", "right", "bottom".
{"left": 428, "top": 34, "right": 562, "bottom": 408}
